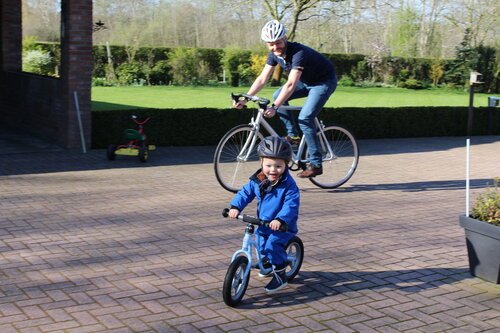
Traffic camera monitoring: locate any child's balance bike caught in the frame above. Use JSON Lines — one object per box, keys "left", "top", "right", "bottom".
{"left": 107, "top": 115, "right": 155, "bottom": 162}
{"left": 221, "top": 208, "right": 304, "bottom": 307}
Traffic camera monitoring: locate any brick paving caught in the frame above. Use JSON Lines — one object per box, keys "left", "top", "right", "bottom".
{"left": 0, "top": 135, "right": 499, "bottom": 333}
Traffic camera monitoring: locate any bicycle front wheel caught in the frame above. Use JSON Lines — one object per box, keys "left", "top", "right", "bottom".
{"left": 214, "top": 125, "right": 264, "bottom": 193}
{"left": 309, "top": 126, "right": 359, "bottom": 189}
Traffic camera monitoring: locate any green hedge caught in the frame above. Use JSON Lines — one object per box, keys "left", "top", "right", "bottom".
{"left": 91, "top": 107, "right": 499, "bottom": 148}
{"left": 35, "top": 42, "right": 498, "bottom": 91}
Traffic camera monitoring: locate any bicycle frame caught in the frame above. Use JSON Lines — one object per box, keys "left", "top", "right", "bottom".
{"left": 230, "top": 225, "right": 265, "bottom": 277}
{"left": 216, "top": 93, "right": 359, "bottom": 192}
{"left": 239, "top": 105, "right": 336, "bottom": 169}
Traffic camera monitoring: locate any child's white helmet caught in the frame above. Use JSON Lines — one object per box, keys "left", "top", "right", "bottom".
{"left": 261, "top": 20, "right": 286, "bottom": 42}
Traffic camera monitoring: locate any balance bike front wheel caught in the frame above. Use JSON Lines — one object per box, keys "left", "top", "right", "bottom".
{"left": 222, "top": 256, "right": 250, "bottom": 307}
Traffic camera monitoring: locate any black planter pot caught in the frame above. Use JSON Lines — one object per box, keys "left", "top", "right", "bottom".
{"left": 459, "top": 215, "right": 500, "bottom": 284}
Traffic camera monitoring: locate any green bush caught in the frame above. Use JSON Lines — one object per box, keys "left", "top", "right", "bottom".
{"left": 471, "top": 178, "right": 500, "bottom": 226}
{"left": 149, "top": 60, "right": 171, "bottom": 85}
{"left": 32, "top": 41, "right": 496, "bottom": 92}
{"left": 91, "top": 106, "right": 499, "bottom": 148}
{"left": 22, "top": 50, "right": 54, "bottom": 75}
{"left": 400, "top": 78, "right": 424, "bottom": 89}
{"left": 116, "top": 62, "right": 145, "bottom": 85}
{"left": 338, "top": 75, "right": 355, "bottom": 87}
{"left": 167, "top": 47, "right": 219, "bottom": 85}
{"left": 324, "top": 53, "right": 365, "bottom": 78}
{"left": 92, "top": 77, "right": 114, "bottom": 87}
{"left": 223, "top": 47, "right": 252, "bottom": 87}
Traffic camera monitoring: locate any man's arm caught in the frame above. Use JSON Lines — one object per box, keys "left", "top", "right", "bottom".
{"left": 247, "top": 64, "right": 275, "bottom": 96}
{"left": 234, "top": 64, "right": 275, "bottom": 109}
{"left": 263, "top": 68, "right": 302, "bottom": 118}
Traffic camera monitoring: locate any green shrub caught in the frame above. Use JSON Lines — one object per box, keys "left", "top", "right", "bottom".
{"left": 338, "top": 75, "right": 355, "bottom": 87}
{"left": 91, "top": 106, "right": 499, "bottom": 149}
{"left": 92, "top": 77, "right": 114, "bottom": 87}
{"left": 116, "top": 62, "right": 145, "bottom": 85}
{"left": 167, "top": 47, "right": 218, "bottom": 85}
{"left": 471, "top": 178, "right": 500, "bottom": 226}
{"left": 149, "top": 60, "right": 171, "bottom": 85}
{"left": 400, "top": 78, "right": 424, "bottom": 89}
{"left": 223, "top": 47, "right": 252, "bottom": 87}
{"left": 22, "top": 49, "right": 54, "bottom": 75}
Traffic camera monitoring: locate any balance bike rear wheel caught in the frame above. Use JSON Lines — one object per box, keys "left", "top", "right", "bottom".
{"left": 285, "top": 236, "right": 304, "bottom": 282}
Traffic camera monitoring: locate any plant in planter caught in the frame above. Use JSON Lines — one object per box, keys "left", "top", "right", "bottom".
{"left": 459, "top": 177, "right": 500, "bottom": 284}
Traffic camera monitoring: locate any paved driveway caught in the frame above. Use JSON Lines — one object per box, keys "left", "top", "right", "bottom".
{"left": 1, "top": 136, "right": 499, "bottom": 332}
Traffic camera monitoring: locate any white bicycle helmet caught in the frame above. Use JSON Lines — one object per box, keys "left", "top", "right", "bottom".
{"left": 261, "top": 20, "right": 286, "bottom": 42}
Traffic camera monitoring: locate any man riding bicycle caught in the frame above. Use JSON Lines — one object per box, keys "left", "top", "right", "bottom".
{"left": 234, "top": 20, "right": 338, "bottom": 178}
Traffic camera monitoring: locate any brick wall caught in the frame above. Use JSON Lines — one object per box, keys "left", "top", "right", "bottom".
{"left": 0, "top": 0, "right": 92, "bottom": 150}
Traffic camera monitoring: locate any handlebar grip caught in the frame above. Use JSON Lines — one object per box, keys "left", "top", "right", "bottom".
{"left": 241, "top": 214, "right": 261, "bottom": 225}
{"left": 222, "top": 208, "right": 288, "bottom": 232}
{"left": 230, "top": 93, "right": 239, "bottom": 103}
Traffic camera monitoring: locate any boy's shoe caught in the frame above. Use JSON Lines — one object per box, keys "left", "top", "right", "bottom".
{"left": 284, "top": 135, "right": 301, "bottom": 147}
{"left": 258, "top": 257, "right": 273, "bottom": 277}
{"left": 265, "top": 267, "right": 288, "bottom": 293}
{"left": 297, "top": 163, "right": 323, "bottom": 178}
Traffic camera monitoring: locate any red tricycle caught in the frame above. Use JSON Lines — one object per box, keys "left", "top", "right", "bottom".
{"left": 106, "top": 115, "right": 155, "bottom": 162}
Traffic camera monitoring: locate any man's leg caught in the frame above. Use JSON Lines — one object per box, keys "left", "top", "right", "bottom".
{"left": 297, "top": 79, "right": 336, "bottom": 177}
{"left": 274, "top": 83, "right": 308, "bottom": 137}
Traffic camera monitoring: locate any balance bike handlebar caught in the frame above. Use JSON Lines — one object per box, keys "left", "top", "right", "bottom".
{"left": 222, "top": 208, "right": 288, "bottom": 232}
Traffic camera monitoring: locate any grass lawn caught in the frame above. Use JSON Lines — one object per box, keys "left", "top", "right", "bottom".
{"left": 91, "top": 85, "right": 492, "bottom": 111}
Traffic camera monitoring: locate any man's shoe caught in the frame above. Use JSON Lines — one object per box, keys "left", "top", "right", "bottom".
{"left": 265, "top": 267, "right": 288, "bottom": 293}
{"left": 297, "top": 164, "right": 323, "bottom": 178}
{"left": 284, "top": 135, "right": 301, "bottom": 147}
{"left": 258, "top": 257, "right": 273, "bottom": 277}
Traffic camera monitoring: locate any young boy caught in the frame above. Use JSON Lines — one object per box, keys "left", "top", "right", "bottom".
{"left": 227, "top": 136, "right": 300, "bottom": 293}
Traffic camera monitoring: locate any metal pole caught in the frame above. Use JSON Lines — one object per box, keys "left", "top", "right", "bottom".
{"left": 466, "top": 138, "right": 470, "bottom": 217}
{"left": 467, "top": 84, "right": 474, "bottom": 137}
{"left": 465, "top": 82, "right": 475, "bottom": 217}
{"left": 73, "top": 91, "right": 87, "bottom": 153}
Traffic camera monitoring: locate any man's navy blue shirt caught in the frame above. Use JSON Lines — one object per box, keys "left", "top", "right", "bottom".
{"left": 266, "top": 41, "right": 336, "bottom": 85}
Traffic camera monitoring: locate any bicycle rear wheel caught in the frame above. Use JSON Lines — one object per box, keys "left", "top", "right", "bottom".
{"left": 309, "top": 126, "right": 359, "bottom": 189}
{"left": 214, "top": 125, "right": 264, "bottom": 193}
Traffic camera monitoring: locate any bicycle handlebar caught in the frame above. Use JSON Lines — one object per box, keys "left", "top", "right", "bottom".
{"left": 222, "top": 208, "right": 288, "bottom": 232}
{"left": 231, "top": 93, "right": 270, "bottom": 109}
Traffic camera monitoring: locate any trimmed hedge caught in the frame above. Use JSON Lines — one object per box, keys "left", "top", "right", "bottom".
{"left": 92, "top": 107, "right": 499, "bottom": 148}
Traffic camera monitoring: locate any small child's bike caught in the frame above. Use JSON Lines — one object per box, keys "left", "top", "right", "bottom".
{"left": 107, "top": 115, "right": 154, "bottom": 162}
{"left": 221, "top": 208, "right": 304, "bottom": 307}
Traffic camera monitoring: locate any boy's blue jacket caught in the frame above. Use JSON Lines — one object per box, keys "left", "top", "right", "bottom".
{"left": 230, "top": 168, "right": 300, "bottom": 234}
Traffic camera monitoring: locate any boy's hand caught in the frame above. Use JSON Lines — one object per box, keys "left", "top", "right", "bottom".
{"left": 228, "top": 208, "right": 240, "bottom": 218}
{"left": 269, "top": 219, "right": 282, "bottom": 231}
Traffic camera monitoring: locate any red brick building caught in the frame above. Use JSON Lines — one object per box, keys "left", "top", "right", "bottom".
{"left": 0, "top": 0, "right": 92, "bottom": 149}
